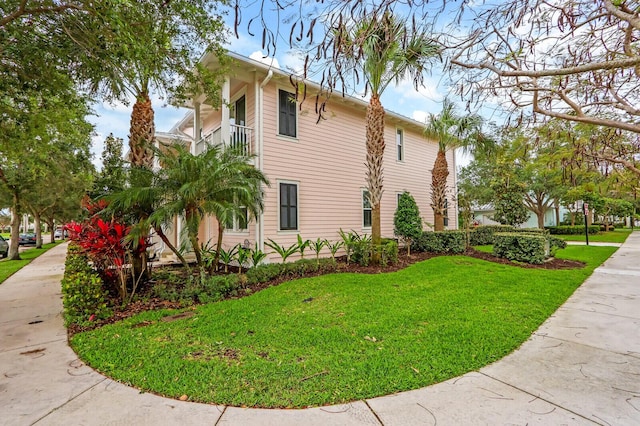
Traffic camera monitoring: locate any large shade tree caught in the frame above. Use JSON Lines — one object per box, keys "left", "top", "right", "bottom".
{"left": 423, "top": 98, "right": 483, "bottom": 231}
{"left": 329, "top": 11, "right": 440, "bottom": 261}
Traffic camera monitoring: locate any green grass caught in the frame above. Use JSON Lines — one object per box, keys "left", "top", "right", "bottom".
{"left": 0, "top": 242, "right": 61, "bottom": 284}
{"left": 556, "top": 228, "right": 632, "bottom": 243}
{"left": 71, "top": 246, "right": 616, "bottom": 408}
{"left": 473, "top": 245, "right": 493, "bottom": 253}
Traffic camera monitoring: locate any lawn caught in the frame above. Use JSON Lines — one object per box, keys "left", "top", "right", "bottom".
{"left": 0, "top": 242, "right": 61, "bottom": 284}
{"left": 71, "top": 245, "right": 616, "bottom": 408}
{"left": 556, "top": 228, "right": 632, "bottom": 243}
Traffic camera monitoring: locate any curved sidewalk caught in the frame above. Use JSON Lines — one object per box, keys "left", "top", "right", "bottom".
{"left": 1, "top": 235, "right": 639, "bottom": 425}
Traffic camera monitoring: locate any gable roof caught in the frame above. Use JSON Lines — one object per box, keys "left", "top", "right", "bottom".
{"left": 179, "top": 51, "right": 432, "bottom": 134}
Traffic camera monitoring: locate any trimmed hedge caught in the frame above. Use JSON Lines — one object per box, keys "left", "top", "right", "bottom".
{"left": 469, "top": 225, "right": 515, "bottom": 246}
{"left": 546, "top": 225, "right": 600, "bottom": 235}
{"left": 493, "top": 233, "right": 548, "bottom": 264}
{"left": 61, "top": 243, "right": 111, "bottom": 326}
{"left": 412, "top": 230, "right": 466, "bottom": 254}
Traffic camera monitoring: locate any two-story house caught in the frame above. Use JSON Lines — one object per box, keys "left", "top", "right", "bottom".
{"left": 156, "top": 52, "right": 457, "bottom": 262}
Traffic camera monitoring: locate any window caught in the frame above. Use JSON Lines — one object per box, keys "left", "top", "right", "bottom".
{"left": 396, "top": 128, "right": 404, "bottom": 161}
{"left": 279, "top": 182, "right": 298, "bottom": 230}
{"left": 278, "top": 89, "right": 297, "bottom": 138}
{"left": 363, "top": 190, "right": 372, "bottom": 228}
{"left": 443, "top": 198, "right": 449, "bottom": 227}
{"left": 225, "top": 207, "right": 248, "bottom": 232}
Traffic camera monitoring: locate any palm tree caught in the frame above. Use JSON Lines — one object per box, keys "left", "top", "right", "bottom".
{"left": 154, "top": 144, "right": 269, "bottom": 272}
{"left": 334, "top": 12, "right": 440, "bottom": 262}
{"left": 423, "top": 98, "right": 484, "bottom": 231}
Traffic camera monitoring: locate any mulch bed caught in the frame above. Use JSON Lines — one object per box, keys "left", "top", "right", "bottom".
{"left": 68, "top": 249, "right": 584, "bottom": 336}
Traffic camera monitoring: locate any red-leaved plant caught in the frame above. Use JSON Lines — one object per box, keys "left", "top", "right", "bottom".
{"left": 66, "top": 200, "right": 149, "bottom": 302}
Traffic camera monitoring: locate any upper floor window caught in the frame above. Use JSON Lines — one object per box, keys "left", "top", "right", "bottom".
{"left": 279, "top": 182, "right": 298, "bottom": 230}
{"left": 396, "top": 128, "right": 404, "bottom": 161}
{"left": 278, "top": 89, "right": 297, "bottom": 138}
{"left": 363, "top": 190, "right": 372, "bottom": 228}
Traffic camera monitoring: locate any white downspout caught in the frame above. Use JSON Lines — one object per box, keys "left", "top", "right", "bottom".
{"left": 258, "top": 70, "right": 273, "bottom": 254}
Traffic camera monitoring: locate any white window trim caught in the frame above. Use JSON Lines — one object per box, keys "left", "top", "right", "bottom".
{"left": 224, "top": 207, "right": 250, "bottom": 235}
{"left": 396, "top": 127, "right": 404, "bottom": 162}
{"left": 362, "top": 188, "right": 372, "bottom": 230}
{"left": 276, "top": 86, "right": 299, "bottom": 141}
{"left": 277, "top": 179, "right": 300, "bottom": 233}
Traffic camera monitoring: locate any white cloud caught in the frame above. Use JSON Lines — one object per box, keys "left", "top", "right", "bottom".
{"left": 411, "top": 110, "right": 429, "bottom": 124}
{"left": 393, "top": 75, "right": 444, "bottom": 103}
{"left": 249, "top": 51, "right": 280, "bottom": 69}
{"left": 280, "top": 51, "right": 305, "bottom": 75}
{"left": 90, "top": 132, "right": 105, "bottom": 170}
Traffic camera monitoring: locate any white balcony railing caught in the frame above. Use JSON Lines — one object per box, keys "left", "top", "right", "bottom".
{"left": 195, "top": 124, "right": 253, "bottom": 156}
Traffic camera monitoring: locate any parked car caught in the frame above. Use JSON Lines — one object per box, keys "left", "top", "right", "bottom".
{"left": 0, "top": 235, "right": 8, "bottom": 258}
{"left": 54, "top": 228, "right": 68, "bottom": 239}
{"left": 18, "top": 233, "right": 36, "bottom": 245}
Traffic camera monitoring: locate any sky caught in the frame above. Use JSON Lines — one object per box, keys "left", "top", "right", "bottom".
{"left": 87, "top": 2, "right": 480, "bottom": 170}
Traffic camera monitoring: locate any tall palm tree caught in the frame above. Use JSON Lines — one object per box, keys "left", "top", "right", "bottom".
{"left": 424, "top": 98, "right": 484, "bottom": 231}
{"left": 334, "top": 12, "right": 440, "bottom": 262}
{"left": 153, "top": 144, "right": 269, "bottom": 272}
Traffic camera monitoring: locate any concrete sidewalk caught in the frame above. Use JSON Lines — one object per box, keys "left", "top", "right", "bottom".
{"left": 1, "top": 235, "right": 639, "bottom": 425}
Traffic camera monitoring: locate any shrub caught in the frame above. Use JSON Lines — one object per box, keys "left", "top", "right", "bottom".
{"left": 493, "top": 233, "right": 547, "bottom": 264}
{"left": 245, "top": 263, "right": 283, "bottom": 285}
{"left": 412, "top": 231, "right": 465, "bottom": 254}
{"left": 546, "top": 225, "right": 600, "bottom": 235}
{"left": 469, "top": 225, "right": 514, "bottom": 246}
{"left": 393, "top": 192, "right": 422, "bottom": 255}
{"left": 351, "top": 239, "right": 371, "bottom": 266}
{"left": 511, "top": 228, "right": 547, "bottom": 235}
{"left": 379, "top": 239, "right": 399, "bottom": 266}
{"left": 183, "top": 274, "right": 240, "bottom": 304}
{"left": 548, "top": 236, "right": 567, "bottom": 256}
{"left": 61, "top": 244, "right": 111, "bottom": 326}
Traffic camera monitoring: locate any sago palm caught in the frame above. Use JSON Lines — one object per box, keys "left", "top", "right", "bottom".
{"left": 154, "top": 144, "right": 269, "bottom": 272}
{"left": 423, "top": 98, "right": 484, "bottom": 231}
{"left": 334, "top": 12, "right": 440, "bottom": 262}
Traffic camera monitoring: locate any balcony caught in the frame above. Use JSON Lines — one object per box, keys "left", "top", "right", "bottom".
{"left": 195, "top": 124, "right": 253, "bottom": 157}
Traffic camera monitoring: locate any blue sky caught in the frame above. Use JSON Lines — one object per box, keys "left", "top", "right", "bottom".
{"left": 87, "top": 3, "right": 475, "bottom": 169}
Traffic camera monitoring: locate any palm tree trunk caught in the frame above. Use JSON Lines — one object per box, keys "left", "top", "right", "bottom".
{"left": 129, "top": 88, "right": 155, "bottom": 281}
{"left": 366, "top": 94, "right": 385, "bottom": 264}
{"left": 153, "top": 225, "right": 190, "bottom": 271}
{"left": 129, "top": 89, "right": 155, "bottom": 169}
{"left": 213, "top": 222, "right": 224, "bottom": 272}
{"left": 431, "top": 149, "right": 449, "bottom": 231}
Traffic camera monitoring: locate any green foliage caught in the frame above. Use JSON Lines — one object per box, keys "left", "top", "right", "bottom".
{"left": 309, "top": 238, "right": 326, "bottom": 262}
{"left": 412, "top": 231, "right": 466, "bottom": 254}
{"left": 245, "top": 258, "right": 339, "bottom": 285}
{"left": 493, "top": 233, "right": 547, "bottom": 264}
{"left": 469, "top": 225, "right": 515, "bottom": 246}
{"left": 218, "top": 245, "right": 239, "bottom": 273}
{"left": 265, "top": 239, "right": 299, "bottom": 263}
{"left": 324, "top": 240, "right": 344, "bottom": 261}
{"left": 546, "top": 225, "right": 600, "bottom": 235}
{"left": 61, "top": 245, "right": 111, "bottom": 326}
{"left": 296, "top": 235, "right": 310, "bottom": 259}
{"left": 249, "top": 244, "right": 267, "bottom": 267}
{"left": 492, "top": 186, "right": 529, "bottom": 226}
{"left": 350, "top": 233, "right": 372, "bottom": 266}
{"left": 91, "top": 133, "right": 125, "bottom": 198}
{"left": 236, "top": 246, "right": 250, "bottom": 272}
{"left": 338, "top": 229, "right": 358, "bottom": 263}
{"left": 183, "top": 275, "right": 241, "bottom": 304}
{"left": 393, "top": 192, "right": 422, "bottom": 252}
{"left": 245, "top": 263, "right": 284, "bottom": 285}
{"left": 376, "top": 239, "right": 399, "bottom": 266}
